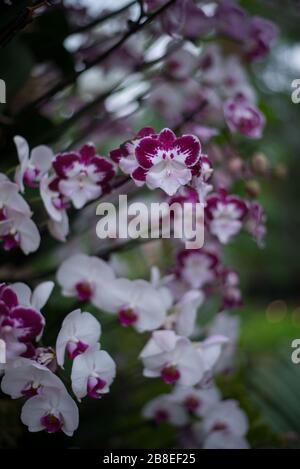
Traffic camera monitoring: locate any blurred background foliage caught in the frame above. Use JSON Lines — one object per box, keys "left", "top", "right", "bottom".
{"left": 1, "top": 0, "right": 300, "bottom": 449}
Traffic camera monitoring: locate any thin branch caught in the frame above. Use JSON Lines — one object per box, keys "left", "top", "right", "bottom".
{"left": 137, "top": 0, "right": 146, "bottom": 21}
{"left": 24, "top": 0, "right": 177, "bottom": 110}
{"left": 98, "top": 234, "right": 161, "bottom": 260}
{"left": 61, "top": 89, "right": 149, "bottom": 152}
{"left": 0, "top": 7, "right": 32, "bottom": 47}
{"left": 173, "top": 99, "right": 208, "bottom": 133}
{"left": 71, "top": 0, "right": 138, "bottom": 35}
{"left": 29, "top": 46, "right": 177, "bottom": 147}
{"left": 28, "top": 79, "right": 125, "bottom": 147}
{"left": 0, "top": 1, "right": 54, "bottom": 47}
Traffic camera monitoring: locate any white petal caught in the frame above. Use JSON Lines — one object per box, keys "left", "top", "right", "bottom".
{"left": 175, "top": 290, "right": 204, "bottom": 337}
{"left": 48, "top": 210, "right": 69, "bottom": 242}
{"left": 32, "top": 281, "right": 54, "bottom": 311}
{"left": 1, "top": 359, "right": 65, "bottom": 398}
{"left": 13, "top": 136, "right": 29, "bottom": 193}
{"left": 93, "top": 277, "right": 133, "bottom": 313}
{"left": 143, "top": 394, "right": 188, "bottom": 427}
{"left": 132, "top": 280, "right": 167, "bottom": 332}
{"left": 177, "top": 342, "right": 205, "bottom": 386}
{"left": 30, "top": 145, "right": 54, "bottom": 174}
{"left": 21, "top": 387, "right": 79, "bottom": 436}
{"left": 200, "top": 335, "right": 229, "bottom": 371}
{"left": 14, "top": 136, "right": 29, "bottom": 164}
{"left": 18, "top": 216, "right": 41, "bottom": 254}
{"left": 146, "top": 161, "right": 192, "bottom": 196}
{"left": 21, "top": 395, "right": 48, "bottom": 432}
{"left": 56, "top": 309, "right": 101, "bottom": 368}
{"left": 57, "top": 254, "right": 115, "bottom": 298}
{"left": 71, "top": 348, "right": 115, "bottom": 400}
{"left": 40, "top": 174, "right": 62, "bottom": 222}
{"left": 0, "top": 181, "right": 31, "bottom": 215}
{"left": 202, "top": 400, "right": 248, "bottom": 437}
{"left": 57, "top": 254, "right": 91, "bottom": 295}
{"left": 10, "top": 282, "right": 32, "bottom": 306}
{"left": 203, "top": 432, "right": 249, "bottom": 449}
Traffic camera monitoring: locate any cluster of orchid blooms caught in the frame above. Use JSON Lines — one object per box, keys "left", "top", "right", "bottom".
{"left": 0, "top": 120, "right": 264, "bottom": 446}
{"left": 0, "top": 0, "right": 279, "bottom": 450}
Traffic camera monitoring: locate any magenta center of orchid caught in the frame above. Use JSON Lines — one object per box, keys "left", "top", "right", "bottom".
{"left": 53, "top": 197, "right": 66, "bottom": 210}
{"left": 168, "top": 60, "right": 180, "bottom": 71}
{"left": 0, "top": 209, "right": 7, "bottom": 222}
{"left": 160, "top": 365, "right": 180, "bottom": 385}
{"left": 66, "top": 340, "right": 89, "bottom": 360}
{"left": 184, "top": 396, "right": 200, "bottom": 413}
{"left": 155, "top": 409, "right": 169, "bottom": 424}
{"left": 21, "top": 382, "right": 40, "bottom": 398}
{"left": 162, "top": 152, "right": 174, "bottom": 161}
{"left": 212, "top": 421, "right": 229, "bottom": 432}
{"left": 118, "top": 308, "right": 138, "bottom": 327}
{"left": 41, "top": 412, "right": 63, "bottom": 433}
{"left": 1, "top": 317, "right": 14, "bottom": 328}
{"left": 239, "top": 117, "right": 254, "bottom": 132}
{"left": 75, "top": 281, "right": 94, "bottom": 301}
{"left": 1, "top": 233, "right": 20, "bottom": 251}
{"left": 24, "top": 168, "right": 40, "bottom": 188}
{"left": 87, "top": 376, "right": 107, "bottom": 399}
{"left": 2, "top": 306, "right": 43, "bottom": 343}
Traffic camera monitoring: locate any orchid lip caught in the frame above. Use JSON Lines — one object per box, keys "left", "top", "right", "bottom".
{"left": 75, "top": 281, "right": 94, "bottom": 301}
{"left": 40, "top": 412, "right": 63, "bottom": 434}
{"left": 211, "top": 422, "right": 229, "bottom": 433}
{"left": 66, "top": 340, "right": 89, "bottom": 360}
{"left": 21, "top": 382, "right": 40, "bottom": 398}
{"left": 160, "top": 365, "right": 180, "bottom": 385}
{"left": 1, "top": 234, "right": 20, "bottom": 251}
{"left": 154, "top": 409, "right": 169, "bottom": 424}
{"left": 184, "top": 396, "right": 200, "bottom": 412}
{"left": 118, "top": 308, "right": 138, "bottom": 327}
{"left": 87, "top": 376, "right": 107, "bottom": 399}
